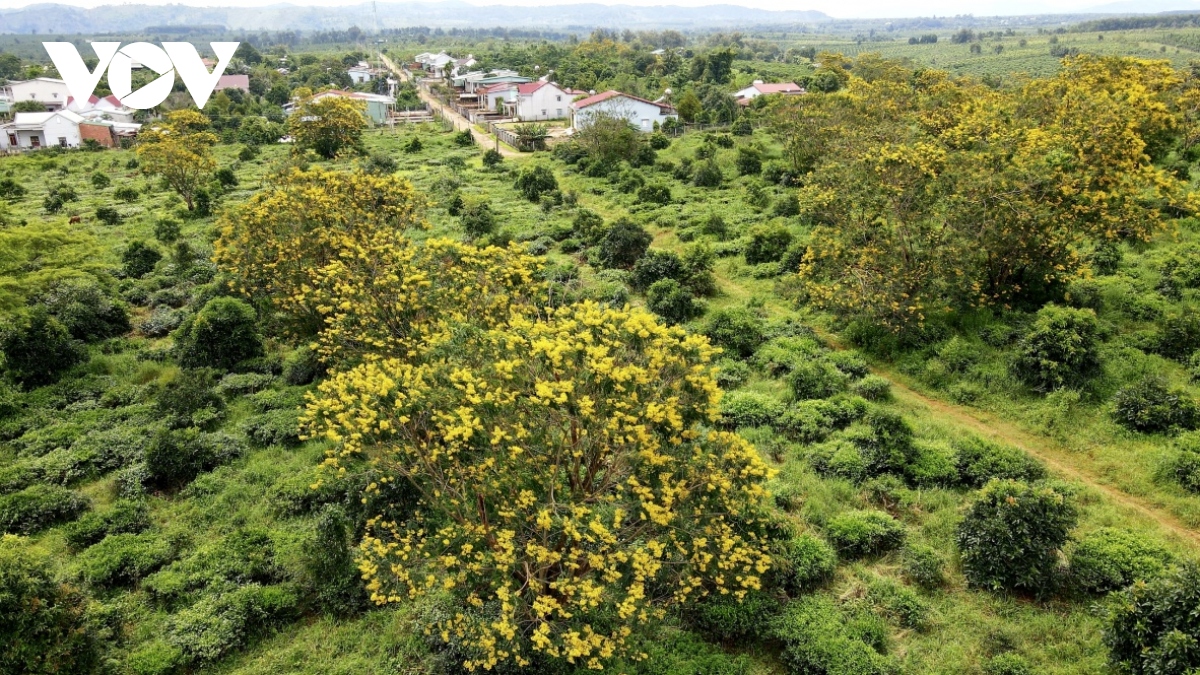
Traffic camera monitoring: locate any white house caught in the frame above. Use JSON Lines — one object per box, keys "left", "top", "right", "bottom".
{"left": 476, "top": 83, "right": 517, "bottom": 112}
{"left": 414, "top": 52, "right": 454, "bottom": 78}
{"left": 67, "top": 94, "right": 136, "bottom": 124}
{"left": 348, "top": 61, "right": 376, "bottom": 84}
{"left": 1, "top": 77, "right": 72, "bottom": 112}
{"left": 570, "top": 90, "right": 677, "bottom": 133}
{"left": 734, "top": 80, "right": 805, "bottom": 102}
{"left": 504, "top": 81, "right": 573, "bottom": 122}
{"left": 1, "top": 110, "right": 85, "bottom": 149}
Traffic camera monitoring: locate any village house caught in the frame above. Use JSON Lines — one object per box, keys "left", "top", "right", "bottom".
{"left": 503, "top": 81, "right": 574, "bottom": 122}
{"left": 1, "top": 77, "right": 71, "bottom": 112}
{"left": 465, "top": 72, "right": 530, "bottom": 95}
{"left": 283, "top": 90, "right": 396, "bottom": 125}
{"left": 66, "top": 94, "right": 136, "bottom": 124}
{"left": 569, "top": 90, "right": 678, "bottom": 133}
{"left": 0, "top": 109, "right": 138, "bottom": 150}
{"left": 348, "top": 61, "right": 377, "bottom": 84}
{"left": 215, "top": 74, "right": 251, "bottom": 94}
{"left": 414, "top": 52, "right": 455, "bottom": 78}
{"left": 734, "top": 80, "right": 805, "bottom": 103}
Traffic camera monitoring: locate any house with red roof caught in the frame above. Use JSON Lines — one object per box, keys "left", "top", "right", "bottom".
{"left": 66, "top": 94, "right": 136, "bottom": 124}
{"left": 569, "top": 90, "right": 677, "bottom": 133}
{"left": 504, "top": 81, "right": 573, "bottom": 122}
{"left": 734, "top": 80, "right": 805, "bottom": 103}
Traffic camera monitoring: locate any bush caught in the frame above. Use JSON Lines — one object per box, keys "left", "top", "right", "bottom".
{"left": 154, "top": 219, "right": 181, "bottom": 244}
{"left": 636, "top": 182, "right": 672, "bottom": 204}
{"left": 91, "top": 172, "right": 111, "bottom": 189}
{"left": 0, "top": 308, "right": 87, "bottom": 389}
{"left": 63, "top": 500, "right": 150, "bottom": 551}
{"left": 984, "top": 653, "right": 1033, "bottom": 675}
{"left": 719, "top": 390, "right": 785, "bottom": 428}
{"left": 155, "top": 368, "right": 225, "bottom": 429}
{"left": 0, "top": 536, "right": 99, "bottom": 675}
{"left": 631, "top": 250, "right": 685, "bottom": 291}
{"left": 0, "top": 177, "right": 26, "bottom": 200}
{"left": 303, "top": 505, "right": 367, "bottom": 617}
{"left": 175, "top": 297, "right": 263, "bottom": 370}
{"left": 1070, "top": 528, "right": 1172, "bottom": 594}
{"left": 704, "top": 308, "right": 766, "bottom": 359}
{"left": 1013, "top": 304, "right": 1101, "bottom": 392}
{"left": 743, "top": 223, "right": 793, "bottom": 265}
{"left": 825, "top": 510, "right": 906, "bottom": 559}
{"left": 459, "top": 199, "right": 496, "bottom": 238}
{"left": 866, "top": 576, "right": 930, "bottom": 629}
{"left": 597, "top": 218, "right": 652, "bottom": 269}
{"left": 1167, "top": 433, "right": 1200, "bottom": 494}
{"left": 514, "top": 164, "right": 558, "bottom": 202}
{"left": 453, "top": 129, "right": 474, "bottom": 147}
{"left": 241, "top": 409, "right": 302, "bottom": 447}
{"left": 777, "top": 396, "right": 867, "bottom": 443}
{"left": 954, "top": 436, "right": 1046, "bottom": 487}
{"left": 645, "top": 278, "right": 704, "bottom": 325}
{"left": 788, "top": 359, "right": 849, "bottom": 400}
{"left": 1112, "top": 376, "right": 1199, "bottom": 433}
{"left": 0, "top": 484, "right": 88, "bottom": 534}
{"left": 40, "top": 278, "right": 131, "bottom": 342}
{"left": 688, "top": 589, "right": 780, "bottom": 641}
{"left": 166, "top": 583, "right": 299, "bottom": 665}
{"left": 648, "top": 132, "right": 671, "bottom": 149}
{"left": 282, "top": 345, "right": 323, "bottom": 386}
{"left": 700, "top": 213, "right": 729, "bottom": 239}
{"left": 772, "top": 596, "right": 897, "bottom": 675}
{"left": 772, "top": 533, "right": 837, "bottom": 594}
{"left": 736, "top": 146, "right": 762, "bottom": 176}
{"left": 122, "top": 241, "right": 162, "bottom": 278}
{"left": 901, "top": 543, "right": 945, "bottom": 588}
{"left": 853, "top": 375, "right": 892, "bottom": 401}
{"left": 957, "top": 479, "right": 1077, "bottom": 594}
{"left": 482, "top": 148, "right": 503, "bottom": 167}
{"left": 77, "top": 532, "right": 174, "bottom": 587}
{"left": 1104, "top": 564, "right": 1200, "bottom": 675}
{"left": 692, "top": 159, "right": 724, "bottom": 188}
{"left": 1157, "top": 312, "right": 1200, "bottom": 362}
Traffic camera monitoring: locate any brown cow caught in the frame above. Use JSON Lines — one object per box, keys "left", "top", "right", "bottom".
{"left": 68, "top": 215, "right": 82, "bottom": 224}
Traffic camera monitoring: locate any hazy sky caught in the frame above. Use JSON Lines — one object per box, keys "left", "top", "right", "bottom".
{"left": 1, "top": 0, "right": 1196, "bottom": 18}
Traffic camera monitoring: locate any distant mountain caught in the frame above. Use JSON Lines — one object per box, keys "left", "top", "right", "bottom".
{"left": 1081, "top": 0, "right": 1200, "bottom": 12}
{"left": 0, "top": 2, "right": 831, "bottom": 33}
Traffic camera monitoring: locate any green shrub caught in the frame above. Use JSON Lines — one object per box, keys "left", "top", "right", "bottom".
{"left": 1111, "top": 376, "right": 1199, "bottom": 433}
{"left": 77, "top": 532, "right": 174, "bottom": 587}
{"left": 482, "top": 148, "right": 504, "bottom": 167}
{"left": 63, "top": 500, "right": 150, "bottom": 551}
{"left": 954, "top": 436, "right": 1046, "bottom": 488}
{"left": 175, "top": 297, "right": 263, "bottom": 370}
{"left": 514, "top": 164, "right": 558, "bottom": 202}
{"left": 0, "top": 484, "right": 88, "bottom": 534}
{"left": 645, "top": 278, "right": 704, "bottom": 325}
{"left": 153, "top": 219, "right": 182, "bottom": 244}
{"left": 692, "top": 159, "right": 723, "bottom": 187}
{"left": 1013, "top": 304, "right": 1101, "bottom": 392}
{"left": 704, "top": 308, "right": 766, "bottom": 359}
{"left": 901, "top": 543, "right": 945, "bottom": 589}
{"left": 904, "top": 441, "right": 958, "bottom": 488}
{"left": 788, "top": 359, "right": 849, "bottom": 400}
{"left": 145, "top": 428, "right": 243, "bottom": 490}
{"left": 460, "top": 199, "right": 496, "bottom": 238}
{"left": 825, "top": 510, "right": 906, "bottom": 559}
{"left": 155, "top": 368, "right": 225, "bottom": 429}
{"left": 597, "top": 218, "right": 652, "bottom": 269}
{"left": 847, "top": 409, "right": 916, "bottom": 477}
{"left": 241, "top": 408, "right": 302, "bottom": 447}
{"left": 631, "top": 250, "right": 685, "bottom": 291}
{"left": 0, "top": 536, "right": 99, "bottom": 675}
{"left": 772, "top": 596, "right": 898, "bottom": 675}
{"left": 735, "top": 146, "right": 762, "bottom": 176}
{"left": 0, "top": 177, "right": 26, "bottom": 200}
{"left": 983, "top": 653, "right": 1033, "bottom": 675}
{"left": 303, "top": 506, "right": 367, "bottom": 617}
{"left": 166, "top": 583, "right": 300, "bottom": 665}
{"left": 0, "top": 308, "right": 88, "bottom": 389}
{"left": 1157, "top": 312, "right": 1200, "bottom": 362}
{"left": 714, "top": 358, "right": 751, "bottom": 390}
{"left": 282, "top": 345, "right": 323, "bottom": 385}
{"left": 96, "top": 205, "right": 123, "bottom": 226}
{"left": 743, "top": 223, "right": 793, "bottom": 264}
{"left": 688, "top": 589, "right": 781, "bottom": 641}
{"left": 122, "top": 241, "right": 162, "bottom": 278}
{"left": 1104, "top": 564, "right": 1200, "bottom": 675}
{"left": 636, "top": 182, "right": 672, "bottom": 204}
{"left": 866, "top": 576, "right": 930, "bottom": 629}
{"left": 772, "top": 533, "right": 837, "bottom": 594}
{"left": 649, "top": 132, "right": 671, "bottom": 149}
{"left": 853, "top": 375, "right": 892, "bottom": 401}
{"left": 91, "top": 172, "right": 111, "bottom": 189}
{"left": 777, "top": 396, "right": 867, "bottom": 443}
{"left": 700, "top": 213, "right": 729, "bottom": 239}
{"left": 126, "top": 640, "right": 184, "bottom": 675}
{"left": 633, "top": 629, "right": 751, "bottom": 675}
{"left": 40, "top": 278, "right": 131, "bottom": 342}
{"left": 957, "top": 479, "right": 1077, "bottom": 594}
{"left": 1070, "top": 527, "right": 1172, "bottom": 594}
{"left": 719, "top": 390, "right": 785, "bottom": 428}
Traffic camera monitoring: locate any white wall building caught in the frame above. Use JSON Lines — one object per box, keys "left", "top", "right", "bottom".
{"left": 1, "top": 110, "right": 85, "bottom": 149}
{"left": 67, "top": 94, "right": 136, "bottom": 124}
{"left": 733, "top": 80, "right": 805, "bottom": 101}
{"left": 505, "top": 81, "right": 573, "bottom": 122}
{"left": 2, "top": 77, "right": 71, "bottom": 111}
{"left": 570, "top": 90, "right": 677, "bottom": 133}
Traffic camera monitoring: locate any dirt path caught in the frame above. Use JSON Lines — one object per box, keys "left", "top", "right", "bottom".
{"left": 380, "top": 54, "right": 519, "bottom": 158}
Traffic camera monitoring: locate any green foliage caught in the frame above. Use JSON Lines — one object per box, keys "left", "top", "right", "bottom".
{"left": 144, "top": 428, "right": 243, "bottom": 490}
{"left": 901, "top": 543, "right": 945, "bottom": 589}
{"left": 1111, "top": 376, "right": 1199, "bottom": 433}
{"left": 154, "top": 368, "right": 225, "bottom": 430}
{"left": 788, "top": 359, "right": 850, "bottom": 400}
{"left": 174, "top": 298, "right": 263, "bottom": 370}
{"left": 852, "top": 375, "right": 892, "bottom": 401}
{"left": 1157, "top": 312, "right": 1200, "bottom": 362}
{"left": 637, "top": 182, "right": 672, "bottom": 204}
{"left": 0, "top": 484, "right": 88, "bottom": 534}
{"left": 688, "top": 589, "right": 781, "bottom": 642}
{"left": 825, "top": 510, "right": 906, "bottom": 559}
{"left": 692, "top": 159, "right": 724, "bottom": 188}
{"left": 736, "top": 146, "right": 762, "bottom": 176}
{"left": 95, "top": 205, "right": 123, "bottom": 226}
{"left": 1104, "top": 564, "right": 1200, "bottom": 675}
{"left": 91, "top": 172, "right": 111, "bottom": 189}
{"left": 719, "top": 390, "right": 785, "bottom": 428}
{"left": 40, "top": 278, "right": 131, "bottom": 342}
{"left": 454, "top": 129, "right": 474, "bottom": 147}
{"left": 303, "top": 506, "right": 367, "bottom": 617}
{"left": 0, "top": 177, "right": 27, "bottom": 200}
{"left": 1070, "top": 528, "right": 1172, "bottom": 594}
{"left": 1013, "top": 305, "right": 1102, "bottom": 392}
{"left": 0, "top": 307, "right": 88, "bottom": 389}
{"left": 166, "top": 583, "right": 300, "bottom": 666}
{"left": 772, "top": 596, "right": 897, "bottom": 675}
{"left": 77, "top": 532, "right": 175, "bottom": 587}
{"left": 482, "top": 148, "right": 504, "bottom": 167}
{"left": 122, "top": 241, "right": 162, "bottom": 278}
{"left": 514, "top": 165, "right": 559, "bottom": 202}
{"left": 153, "top": 219, "right": 181, "bottom": 244}
{"left": 459, "top": 199, "right": 496, "bottom": 238}
{"left": 598, "top": 218, "right": 652, "bottom": 269}
{"left": 645, "top": 278, "right": 704, "bottom": 325}
{"left": 866, "top": 576, "right": 930, "bottom": 629}
{"left": 241, "top": 408, "right": 302, "bottom": 447}
{"left": 704, "top": 308, "right": 765, "bottom": 359}
{"left": 744, "top": 223, "right": 793, "bottom": 264}
{"left": 772, "top": 533, "right": 837, "bottom": 594}
{"left": 957, "top": 480, "right": 1077, "bottom": 594}
{"left": 778, "top": 396, "right": 868, "bottom": 443}
{"left": 63, "top": 500, "right": 150, "bottom": 551}
{"left": 0, "top": 536, "right": 99, "bottom": 675}
{"left": 983, "top": 653, "right": 1034, "bottom": 675}
{"left": 282, "top": 345, "right": 323, "bottom": 386}
{"left": 954, "top": 436, "right": 1047, "bottom": 488}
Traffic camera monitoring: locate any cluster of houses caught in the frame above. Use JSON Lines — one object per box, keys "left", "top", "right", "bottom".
{"left": 0, "top": 77, "right": 142, "bottom": 151}
{"left": 410, "top": 50, "right": 805, "bottom": 134}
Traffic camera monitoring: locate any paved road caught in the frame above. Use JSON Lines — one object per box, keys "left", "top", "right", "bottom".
{"left": 380, "top": 54, "right": 519, "bottom": 158}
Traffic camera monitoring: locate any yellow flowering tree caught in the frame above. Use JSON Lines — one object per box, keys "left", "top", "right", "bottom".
{"left": 288, "top": 95, "right": 368, "bottom": 159}
{"left": 302, "top": 302, "right": 775, "bottom": 671}
{"left": 136, "top": 110, "right": 218, "bottom": 211}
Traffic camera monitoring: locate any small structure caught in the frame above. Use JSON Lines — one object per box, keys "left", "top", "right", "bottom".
{"left": 464, "top": 72, "right": 531, "bottom": 95}
{"left": 570, "top": 90, "right": 677, "bottom": 133}
{"left": 348, "top": 61, "right": 378, "bottom": 84}
{"left": 284, "top": 90, "right": 396, "bottom": 125}
{"left": 67, "top": 94, "right": 136, "bottom": 123}
{"left": 0, "top": 109, "right": 133, "bottom": 149}
{"left": 216, "top": 74, "right": 251, "bottom": 93}
{"left": 1, "top": 77, "right": 71, "bottom": 112}
{"left": 504, "top": 81, "right": 573, "bottom": 122}
{"left": 414, "top": 52, "right": 455, "bottom": 78}
{"left": 734, "top": 80, "right": 805, "bottom": 103}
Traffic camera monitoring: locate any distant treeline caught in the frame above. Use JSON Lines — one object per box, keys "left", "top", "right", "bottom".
{"left": 1075, "top": 13, "right": 1200, "bottom": 32}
